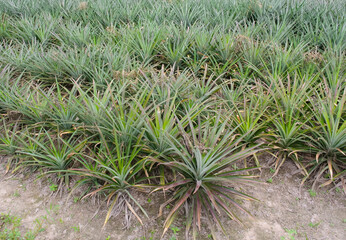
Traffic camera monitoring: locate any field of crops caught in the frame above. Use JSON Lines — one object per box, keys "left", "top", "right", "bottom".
{"left": 0, "top": 0, "right": 345, "bottom": 239}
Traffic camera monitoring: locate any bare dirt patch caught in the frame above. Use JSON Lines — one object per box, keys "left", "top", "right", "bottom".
{"left": 0, "top": 161, "right": 345, "bottom": 240}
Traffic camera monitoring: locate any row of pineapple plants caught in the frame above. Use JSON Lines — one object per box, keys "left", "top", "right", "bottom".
{"left": 1, "top": 65, "right": 344, "bottom": 238}
{"left": 0, "top": 0, "right": 345, "bottom": 238}
{"left": 0, "top": 0, "right": 344, "bottom": 86}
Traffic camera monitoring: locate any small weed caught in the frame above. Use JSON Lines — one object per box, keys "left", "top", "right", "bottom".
{"left": 267, "top": 178, "right": 273, "bottom": 183}
{"left": 49, "top": 184, "right": 58, "bottom": 192}
{"left": 47, "top": 204, "right": 60, "bottom": 215}
{"left": 343, "top": 219, "right": 346, "bottom": 223}
{"left": 283, "top": 228, "right": 297, "bottom": 240}
{"left": 149, "top": 230, "right": 155, "bottom": 240}
{"left": 169, "top": 226, "right": 180, "bottom": 240}
{"left": 147, "top": 198, "right": 152, "bottom": 203}
{"left": 71, "top": 225, "right": 80, "bottom": 232}
{"left": 308, "top": 222, "right": 321, "bottom": 228}
{"left": 19, "top": 184, "right": 27, "bottom": 191}
{"left": 0, "top": 213, "right": 40, "bottom": 240}
{"left": 12, "top": 191, "right": 20, "bottom": 198}
{"left": 33, "top": 218, "right": 45, "bottom": 233}
{"left": 270, "top": 168, "right": 275, "bottom": 173}
{"left": 171, "top": 226, "right": 180, "bottom": 233}
{"left": 308, "top": 189, "right": 316, "bottom": 197}
{"left": 285, "top": 229, "right": 297, "bottom": 235}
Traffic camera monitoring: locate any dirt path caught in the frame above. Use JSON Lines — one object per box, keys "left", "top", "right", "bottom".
{"left": 1, "top": 161, "right": 345, "bottom": 240}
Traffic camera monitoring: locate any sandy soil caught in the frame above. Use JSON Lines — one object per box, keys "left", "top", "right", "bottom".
{"left": 0, "top": 160, "right": 345, "bottom": 240}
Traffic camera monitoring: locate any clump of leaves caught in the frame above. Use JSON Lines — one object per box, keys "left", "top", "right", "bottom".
{"left": 265, "top": 76, "right": 312, "bottom": 177}
{"left": 0, "top": 213, "right": 36, "bottom": 240}
{"left": 304, "top": 85, "right": 346, "bottom": 189}
{"left": 70, "top": 129, "right": 149, "bottom": 228}
{"left": 17, "top": 128, "right": 86, "bottom": 193}
{"left": 0, "top": 119, "right": 20, "bottom": 173}
{"left": 155, "top": 115, "right": 260, "bottom": 239}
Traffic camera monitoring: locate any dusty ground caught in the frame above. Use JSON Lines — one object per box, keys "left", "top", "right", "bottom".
{"left": 0, "top": 160, "right": 345, "bottom": 240}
